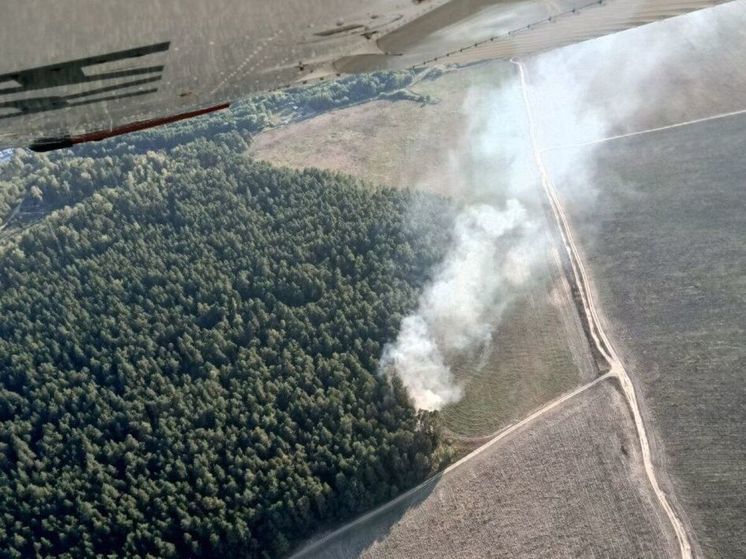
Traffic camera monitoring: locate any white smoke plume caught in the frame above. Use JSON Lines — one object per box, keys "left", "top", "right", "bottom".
{"left": 522, "top": 2, "right": 741, "bottom": 207}
{"left": 382, "top": 2, "right": 736, "bottom": 410}
{"left": 381, "top": 67, "right": 547, "bottom": 410}
{"left": 381, "top": 200, "right": 540, "bottom": 410}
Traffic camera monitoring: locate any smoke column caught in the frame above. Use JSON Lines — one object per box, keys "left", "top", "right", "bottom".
{"left": 381, "top": 70, "right": 547, "bottom": 410}
{"left": 382, "top": 3, "right": 730, "bottom": 411}
{"left": 381, "top": 200, "right": 542, "bottom": 409}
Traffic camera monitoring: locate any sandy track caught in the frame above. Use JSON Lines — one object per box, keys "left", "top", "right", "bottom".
{"left": 290, "top": 371, "right": 613, "bottom": 558}
{"left": 513, "top": 58, "right": 693, "bottom": 559}
{"left": 543, "top": 105, "right": 746, "bottom": 152}
{"left": 295, "top": 378, "right": 678, "bottom": 559}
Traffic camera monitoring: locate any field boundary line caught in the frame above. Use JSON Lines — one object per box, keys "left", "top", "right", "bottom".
{"left": 514, "top": 57, "right": 693, "bottom": 559}
{"left": 290, "top": 372, "right": 613, "bottom": 558}
{"left": 541, "top": 106, "right": 746, "bottom": 153}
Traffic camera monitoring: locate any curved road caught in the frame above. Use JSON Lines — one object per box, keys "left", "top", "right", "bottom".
{"left": 513, "top": 58, "right": 693, "bottom": 559}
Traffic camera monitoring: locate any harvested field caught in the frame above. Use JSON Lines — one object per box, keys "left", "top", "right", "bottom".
{"left": 252, "top": 63, "right": 598, "bottom": 439}
{"left": 525, "top": 5, "right": 746, "bottom": 556}
{"left": 292, "top": 380, "right": 678, "bottom": 559}
{"left": 547, "top": 112, "right": 746, "bottom": 559}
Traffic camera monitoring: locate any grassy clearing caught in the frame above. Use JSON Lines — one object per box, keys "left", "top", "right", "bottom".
{"left": 294, "top": 380, "right": 677, "bottom": 559}
{"left": 251, "top": 62, "right": 597, "bottom": 439}
{"left": 249, "top": 64, "right": 496, "bottom": 194}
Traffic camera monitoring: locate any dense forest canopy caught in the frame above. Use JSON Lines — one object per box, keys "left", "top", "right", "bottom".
{"left": 0, "top": 69, "right": 431, "bottom": 221}
{"left": 0, "top": 72, "right": 453, "bottom": 558}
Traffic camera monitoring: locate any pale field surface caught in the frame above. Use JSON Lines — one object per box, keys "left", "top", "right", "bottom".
{"left": 249, "top": 63, "right": 499, "bottom": 196}
{"left": 294, "top": 380, "right": 678, "bottom": 559}
{"left": 528, "top": 5, "right": 746, "bottom": 556}
{"left": 547, "top": 112, "right": 746, "bottom": 559}
{"left": 251, "top": 62, "right": 599, "bottom": 440}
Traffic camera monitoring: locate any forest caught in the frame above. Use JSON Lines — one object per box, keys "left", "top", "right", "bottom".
{"left": 0, "top": 69, "right": 429, "bottom": 222}
{"left": 0, "top": 71, "right": 453, "bottom": 558}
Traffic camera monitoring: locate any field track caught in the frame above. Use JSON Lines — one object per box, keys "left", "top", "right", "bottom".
{"left": 290, "top": 371, "right": 614, "bottom": 557}
{"left": 514, "top": 58, "right": 693, "bottom": 559}
{"left": 543, "top": 105, "right": 746, "bottom": 152}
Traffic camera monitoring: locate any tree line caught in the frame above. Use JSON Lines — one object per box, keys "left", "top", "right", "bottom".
{"left": 0, "top": 69, "right": 429, "bottom": 225}
{"left": 0, "top": 79, "right": 454, "bottom": 557}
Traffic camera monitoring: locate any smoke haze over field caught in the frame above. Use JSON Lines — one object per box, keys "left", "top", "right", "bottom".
{"left": 381, "top": 200, "right": 542, "bottom": 410}
{"left": 383, "top": 4, "right": 731, "bottom": 410}
{"left": 381, "top": 68, "right": 548, "bottom": 410}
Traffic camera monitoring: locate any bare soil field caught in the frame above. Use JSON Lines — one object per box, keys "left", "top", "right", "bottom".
{"left": 546, "top": 110, "right": 746, "bottom": 559}
{"left": 293, "top": 380, "right": 678, "bottom": 559}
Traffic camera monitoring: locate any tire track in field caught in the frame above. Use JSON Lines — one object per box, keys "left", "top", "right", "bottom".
{"left": 513, "top": 57, "right": 693, "bottom": 559}
{"left": 290, "top": 371, "right": 613, "bottom": 558}
{"left": 541, "top": 106, "right": 746, "bottom": 152}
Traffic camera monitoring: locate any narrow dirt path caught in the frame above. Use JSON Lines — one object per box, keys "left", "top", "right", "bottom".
{"left": 290, "top": 371, "right": 613, "bottom": 558}
{"left": 542, "top": 105, "right": 746, "bottom": 152}
{"left": 513, "top": 58, "right": 693, "bottom": 559}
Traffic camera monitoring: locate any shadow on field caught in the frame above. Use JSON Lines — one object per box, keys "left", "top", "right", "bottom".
{"left": 294, "top": 476, "right": 440, "bottom": 558}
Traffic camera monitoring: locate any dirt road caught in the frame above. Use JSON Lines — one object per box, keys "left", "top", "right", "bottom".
{"left": 513, "top": 58, "right": 693, "bottom": 559}
{"left": 290, "top": 371, "right": 613, "bottom": 558}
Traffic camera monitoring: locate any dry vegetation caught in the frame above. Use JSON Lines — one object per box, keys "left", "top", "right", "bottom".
{"left": 441, "top": 239, "right": 596, "bottom": 438}
{"left": 293, "top": 380, "right": 678, "bottom": 559}
{"left": 551, "top": 113, "right": 746, "bottom": 559}
{"left": 249, "top": 65, "right": 487, "bottom": 195}
{"left": 251, "top": 63, "right": 598, "bottom": 441}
